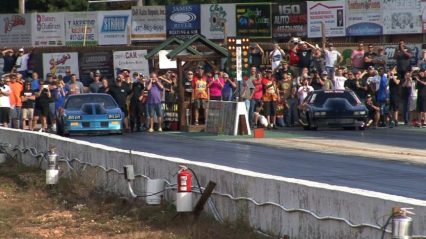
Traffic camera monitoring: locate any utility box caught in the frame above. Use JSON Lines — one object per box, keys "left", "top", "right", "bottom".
{"left": 253, "top": 128, "right": 265, "bottom": 138}
{"left": 123, "top": 165, "right": 135, "bottom": 181}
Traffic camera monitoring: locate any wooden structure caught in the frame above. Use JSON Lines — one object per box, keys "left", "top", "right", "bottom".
{"left": 146, "top": 34, "right": 229, "bottom": 131}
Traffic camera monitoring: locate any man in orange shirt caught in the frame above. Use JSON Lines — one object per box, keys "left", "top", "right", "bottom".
{"left": 192, "top": 66, "right": 209, "bottom": 125}
{"left": 8, "top": 73, "right": 23, "bottom": 128}
{"left": 262, "top": 69, "right": 279, "bottom": 129}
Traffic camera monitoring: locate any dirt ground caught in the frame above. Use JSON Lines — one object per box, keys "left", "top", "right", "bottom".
{"left": 0, "top": 158, "right": 265, "bottom": 239}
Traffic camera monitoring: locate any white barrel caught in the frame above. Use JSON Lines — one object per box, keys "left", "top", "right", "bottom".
{"left": 146, "top": 179, "right": 164, "bottom": 205}
{"left": 46, "top": 169, "right": 59, "bottom": 185}
{"left": 176, "top": 192, "right": 192, "bottom": 212}
{"left": 0, "top": 153, "right": 6, "bottom": 164}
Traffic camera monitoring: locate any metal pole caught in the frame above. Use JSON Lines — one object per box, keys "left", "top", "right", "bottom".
{"left": 83, "top": 2, "right": 90, "bottom": 47}
{"left": 18, "top": 0, "right": 25, "bottom": 14}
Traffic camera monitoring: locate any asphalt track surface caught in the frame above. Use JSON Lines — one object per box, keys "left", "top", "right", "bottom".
{"left": 73, "top": 127, "right": 426, "bottom": 200}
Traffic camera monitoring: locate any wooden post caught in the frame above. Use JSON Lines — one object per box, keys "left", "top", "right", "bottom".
{"left": 177, "top": 59, "right": 186, "bottom": 130}
{"left": 193, "top": 181, "right": 216, "bottom": 219}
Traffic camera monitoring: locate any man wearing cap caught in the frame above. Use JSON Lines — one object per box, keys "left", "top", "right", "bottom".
{"left": 394, "top": 40, "right": 413, "bottom": 81}
{"left": 0, "top": 76, "right": 11, "bottom": 127}
{"left": 109, "top": 76, "right": 131, "bottom": 131}
{"left": 333, "top": 68, "right": 347, "bottom": 90}
{"left": 21, "top": 80, "right": 36, "bottom": 130}
{"left": 8, "top": 74, "right": 23, "bottom": 128}
{"left": 416, "top": 68, "right": 426, "bottom": 127}
{"left": 63, "top": 69, "right": 72, "bottom": 84}
{"left": 373, "top": 47, "right": 387, "bottom": 71}
{"left": 146, "top": 72, "right": 164, "bottom": 132}
{"left": 129, "top": 73, "right": 146, "bottom": 132}
{"left": 192, "top": 67, "right": 208, "bottom": 125}
{"left": 363, "top": 44, "right": 377, "bottom": 70}
{"left": 2, "top": 48, "right": 16, "bottom": 74}
{"left": 121, "top": 68, "right": 132, "bottom": 85}
{"left": 89, "top": 71, "right": 103, "bottom": 93}
{"left": 295, "top": 40, "right": 316, "bottom": 74}
{"left": 323, "top": 42, "right": 342, "bottom": 80}
{"left": 15, "top": 48, "right": 30, "bottom": 79}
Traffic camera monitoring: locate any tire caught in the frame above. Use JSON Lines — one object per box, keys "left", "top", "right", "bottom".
{"left": 306, "top": 114, "right": 318, "bottom": 130}
{"left": 343, "top": 126, "right": 356, "bottom": 130}
{"left": 56, "top": 122, "right": 64, "bottom": 136}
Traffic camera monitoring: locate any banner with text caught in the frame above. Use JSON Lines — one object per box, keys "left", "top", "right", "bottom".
{"left": 236, "top": 3, "right": 272, "bottom": 38}
{"left": 113, "top": 50, "right": 149, "bottom": 77}
{"left": 64, "top": 12, "right": 98, "bottom": 46}
{"left": 307, "top": 1, "right": 346, "bottom": 38}
{"left": 42, "top": 52, "right": 79, "bottom": 78}
{"left": 272, "top": 2, "right": 307, "bottom": 39}
{"left": 421, "top": 0, "right": 426, "bottom": 33}
{"left": 201, "top": 4, "right": 236, "bottom": 39}
{"left": 382, "top": 0, "right": 421, "bottom": 35}
{"left": 383, "top": 44, "right": 421, "bottom": 68}
{"left": 346, "top": 0, "right": 382, "bottom": 36}
{"left": 79, "top": 52, "right": 114, "bottom": 85}
{"left": 0, "top": 14, "right": 32, "bottom": 47}
{"left": 31, "top": 13, "right": 65, "bottom": 46}
{"left": 131, "top": 6, "right": 166, "bottom": 41}
{"left": 166, "top": 5, "right": 200, "bottom": 40}
{"left": 98, "top": 10, "right": 131, "bottom": 45}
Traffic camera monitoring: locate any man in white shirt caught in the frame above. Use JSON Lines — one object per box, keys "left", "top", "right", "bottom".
{"left": 297, "top": 76, "right": 314, "bottom": 106}
{"left": 0, "top": 76, "right": 11, "bottom": 127}
{"left": 15, "top": 48, "right": 30, "bottom": 79}
{"left": 323, "top": 42, "right": 342, "bottom": 80}
{"left": 333, "top": 68, "right": 347, "bottom": 90}
{"left": 269, "top": 43, "right": 285, "bottom": 71}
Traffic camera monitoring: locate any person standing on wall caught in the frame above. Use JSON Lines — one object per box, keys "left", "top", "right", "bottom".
{"left": 146, "top": 72, "right": 164, "bottom": 132}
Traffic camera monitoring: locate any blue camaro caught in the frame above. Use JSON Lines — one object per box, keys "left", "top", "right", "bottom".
{"left": 56, "top": 93, "right": 124, "bottom": 135}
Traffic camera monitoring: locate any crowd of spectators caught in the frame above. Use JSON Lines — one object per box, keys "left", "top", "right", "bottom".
{"left": 1, "top": 39, "right": 426, "bottom": 133}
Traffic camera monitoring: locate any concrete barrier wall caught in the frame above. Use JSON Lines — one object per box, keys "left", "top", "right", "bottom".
{"left": 1, "top": 128, "right": 425, "bottom": 239}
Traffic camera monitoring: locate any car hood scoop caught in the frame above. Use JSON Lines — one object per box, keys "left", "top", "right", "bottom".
{"left": 80, "top": 103, "right": 107, "bottom": 115}
{"left": 324, "top": 98, "right": 351, "bottom": 109}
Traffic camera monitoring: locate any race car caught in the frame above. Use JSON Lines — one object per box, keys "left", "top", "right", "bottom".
{"left": 56, "top": 93, "right": 124, "bottom": 135}
{"left": 299, "top": 90, "right": 368, "bottom": 130}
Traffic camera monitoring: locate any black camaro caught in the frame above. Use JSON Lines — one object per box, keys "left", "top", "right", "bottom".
{"left": 299, "top": 90, "right": 368, "bottom": 130}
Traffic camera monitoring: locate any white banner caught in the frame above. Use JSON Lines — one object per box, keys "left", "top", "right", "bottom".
{"left": 0, "top": 14, "right": 32, "bottom": 47}
{"left": 64, "top": 12, "right": 98, "bottom": 46}
{"left": 346, "top": 0, "right": 382, "bottom": 36}
{"left": 31, "top": 13, "right": 65, "bottom": 46}
{"left": 131, "top": 6, "right": 166, "bottom": 41}
{"left": 98, "top": 10, "right": 131, "bottom": 45}
{"left": 422, "top": 0, "right": 426, "bottom": 33}
{"left": 201, "top": 4, "right": 236, "bottom": 39}
{"left": 42, "top": 52, "right": 79, "bottom": 79}
{"left": 307, "top": 1, "right": 346, "bottom": 38}
{"left": 382, "top": 0, "right": 421, "bottom": 35}
{"left": 113, "top": 50, "right": 149, "bottom": 77}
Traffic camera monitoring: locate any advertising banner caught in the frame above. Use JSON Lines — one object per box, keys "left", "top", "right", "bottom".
{"left": 113, "top": 50, "right": 149, "bottom": 77}
{"left": 272, "top": 2, "right": 307, "bottom": 39}
{"left": 166, "top": 5, "right": 200, "bottom": 40}
{"left": 382, "top": 0, "right": 421, "bottom": 35}
{"left": 31, "top": 12, "right": 65, "bottom": 46}
{"left": 42, "top": 52, "right": 79, "bottom": 79}
{"left": 64, "top": 12, "right": 98, "bottom": 46}
{"left": 79, "top": 52, "right": 114, "bottom": 85}
{"left": 0, "top": 14, "right": 31, "bottom": 47}
{"left": 98, "top": 10, "right": 131, "bottom": 45}
{"left": 236, "top": 3, "right": 272, "bottom": 38}
{"left": 131, "top": 6, "right": 166, "bottom": 41}
{"left": 307, "top": 1, "right": 346, "bottom": 38}
{"left": 200, "top": 4, "right": 236, "bottom": 39}
{"left": 421, "top": 0, "right": 426, "bottom": 33}
{"left": 383, "top": 44, "right": 421, "bottom": 68}
{"left": 346, "top": 0, "right": 382, "bottom": 36}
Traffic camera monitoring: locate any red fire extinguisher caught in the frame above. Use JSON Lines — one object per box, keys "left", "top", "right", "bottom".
{"left": 178, "top": 166, "right": 192, "bottom": 193}
{"left": 176, "top": 165, "right": 193, "bottom": 212}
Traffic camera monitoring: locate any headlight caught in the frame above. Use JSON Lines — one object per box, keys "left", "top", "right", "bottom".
{"left": 67, "top": 115, "right": 81, "bottom": 120}
{"left": 108, "top": 114, "right": 121, "bottom": 119}
{"left": 314, "top": 111, "right": 327, "bottom": 116}
{"left": 354, "top": 111, "right": 366, "bottom": 116}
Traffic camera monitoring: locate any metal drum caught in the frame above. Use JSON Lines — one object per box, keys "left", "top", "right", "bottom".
{"left": 392, "top": 215, "right": 413, "bottom": 239}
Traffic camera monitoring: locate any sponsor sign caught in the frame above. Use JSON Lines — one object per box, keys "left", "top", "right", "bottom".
{"left": 346, "top": 0, "right": 382, "bottom": 36}
{"left": 382, "top": 0, "right": 421, "bottom": 35}
{"left": 113, "top": 50, "right": 149, "bottom": 77}
{"left": 236, "top": 3, "right": 272, "bottom": 38}
{"left": 42, "top": 52, "right": 79, "bottom": 79}
{"left": 79, "top": 52, "right": 114, "bottom": 85}
{"left": 131, "top": 6, "right": 166, "bottom": 41}
{"left": 31, "top": 12, "right": 65, "bottom": 46}
{"left": 0, "top": 14, "right": 31, "bottom": 47}
{"left": 64, "top": 12, "right": 98, "bottom": 46}
{"left": 383, "top": 44, "right": 421, "bottom": 68}
{"left": 98, "top": 10, "right": 131, "bottom": 45}
{"left": 421, "top": 0, "right": 426, "bottom": 33}
{"left": 307, "top": 1, "right": 346, "bottom": 38}
{"left": 166, "top": 5, "right": 200, "bottom": 40}
{"left": 200, "top": 4, "right": 236, "bottom": 39}
{"left": 272, "top": 3, "right": 307, "bottom": 39}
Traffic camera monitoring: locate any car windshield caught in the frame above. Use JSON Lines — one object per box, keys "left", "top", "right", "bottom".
{"left": 310, "top": 91, "right": 360, "bottom": 107}
{"left": 65, "top": 94, "right": 117, "bottom": 110}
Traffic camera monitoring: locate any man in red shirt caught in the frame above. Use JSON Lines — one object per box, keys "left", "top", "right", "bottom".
{"left": 262, "top": 69, "right": 279, "bottom": 129}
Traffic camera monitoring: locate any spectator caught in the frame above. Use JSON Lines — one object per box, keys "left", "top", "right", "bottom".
{"left": 129, "top": 74, "right": 145, "bottom": 132}
{"left": 9, "top": 74, "right": 23, "bottom": 128}
{"left": 282, "top": 73, "right": 298, "bottom": 127}
{"left": 34, "top": 80, "right": 51, "bottom": 132}
{"left": 323, "top": 42, "right": 342, "bottom": 79}
{"left": 21, "top": 81, "right": 36, "bottom": 130}
{"left": 365, "top": 94, "right": 380, "bottom": 128}
{"left": 416, "top": 69, "right": 426, "bottom": 127}
{"left": 29, "top": 71, "right": 41, "bottom": 91}
{"left": 270, "top": 43, "right": 285, "bottom": 71}
{"left": 54, "top": 79, "right": 67, "bottom": 118}
{"left": 374, "top": 47, "right": 387, "bottom": 71}
{"left": 363, "top": 44, "right": 377, "bottom": 70}
{"left": 63, "top": 69, "right": 72, "bottom": 84}
{"left": 192, "top": 67, "right": 208, "bottom": 125}
{"left": 222, "top": 73, "right": 236, "bottom": 101}
{"left": 89, "top": 71, "right": 102, "bottom": 93}
{"left": 296, "top": 40, "right": 316, "bottom": 74}
{"left": 0, "top": 76, "right": 11, "bottom": 127}
{"left": 121, "top": 68, "right": 132, "bottom": 86}
{"left": 388, "top": 69, "right": 401, "bottom": 126}
{"left": 418, "top": 50, "right": 426, "bottom": 71}
{"left": 249, "top": 42, "right": 264, "bottom": 69}
{"left": 394, "top": 40, "right": 413, "bottom": 81}
{"left": 183, "top": 70, "right": 194, "bottom": 102}
{"left": 2, "top": 48, "right": 16, "bottom": 74}
{"left": 375, "top": 67, "right": 389, "bottom": 127}
{"left": 401, "top": 72, "right": 417, "bottom": 125}
{"left": 66, "top": 74, "right": 84, "bottom": 95}
{"left": 366, "top": 66, "right": 381, "bottom": 98}
{"left": 109, "top": 77, "right": 131, "bottom": 131}
{"left": 146, "top": 73, "right": 164, "bottom": 132}
{"left": 207, "top": 71, "right": 224, "bottom": 101}
{"left": 344, "top": 71, "right": 357, "bottom": 91}
{"left": 274, "top": 60, "right": 294, "bottom": 81}
{"left": 297, "top": 76, "right": 314, "bottom": 106}
{"left": 249, "top": 72, "right": 263, "bottom": 128}
{"left": 350, "top": 42, "right": 365, "bottom": 72}
{"left": 333, "top": 68, "right": 347, "bottom": 90}
{"left": 98, "top": 78, "right": 109, "bottom": 93}
{"left": 242, "top": 68, "right": 256, "bottom": 117}
{"left": 262, "top": 69, "right": 279, "bottom": 128}
{"left": 14, "top": 48, "right": 30, "bottom": 79}
{"left": 311, "top": 47, "right": 325, "bottom": 74}
{"left": 161, "top": 71, "right": 177, "bottom": 110}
